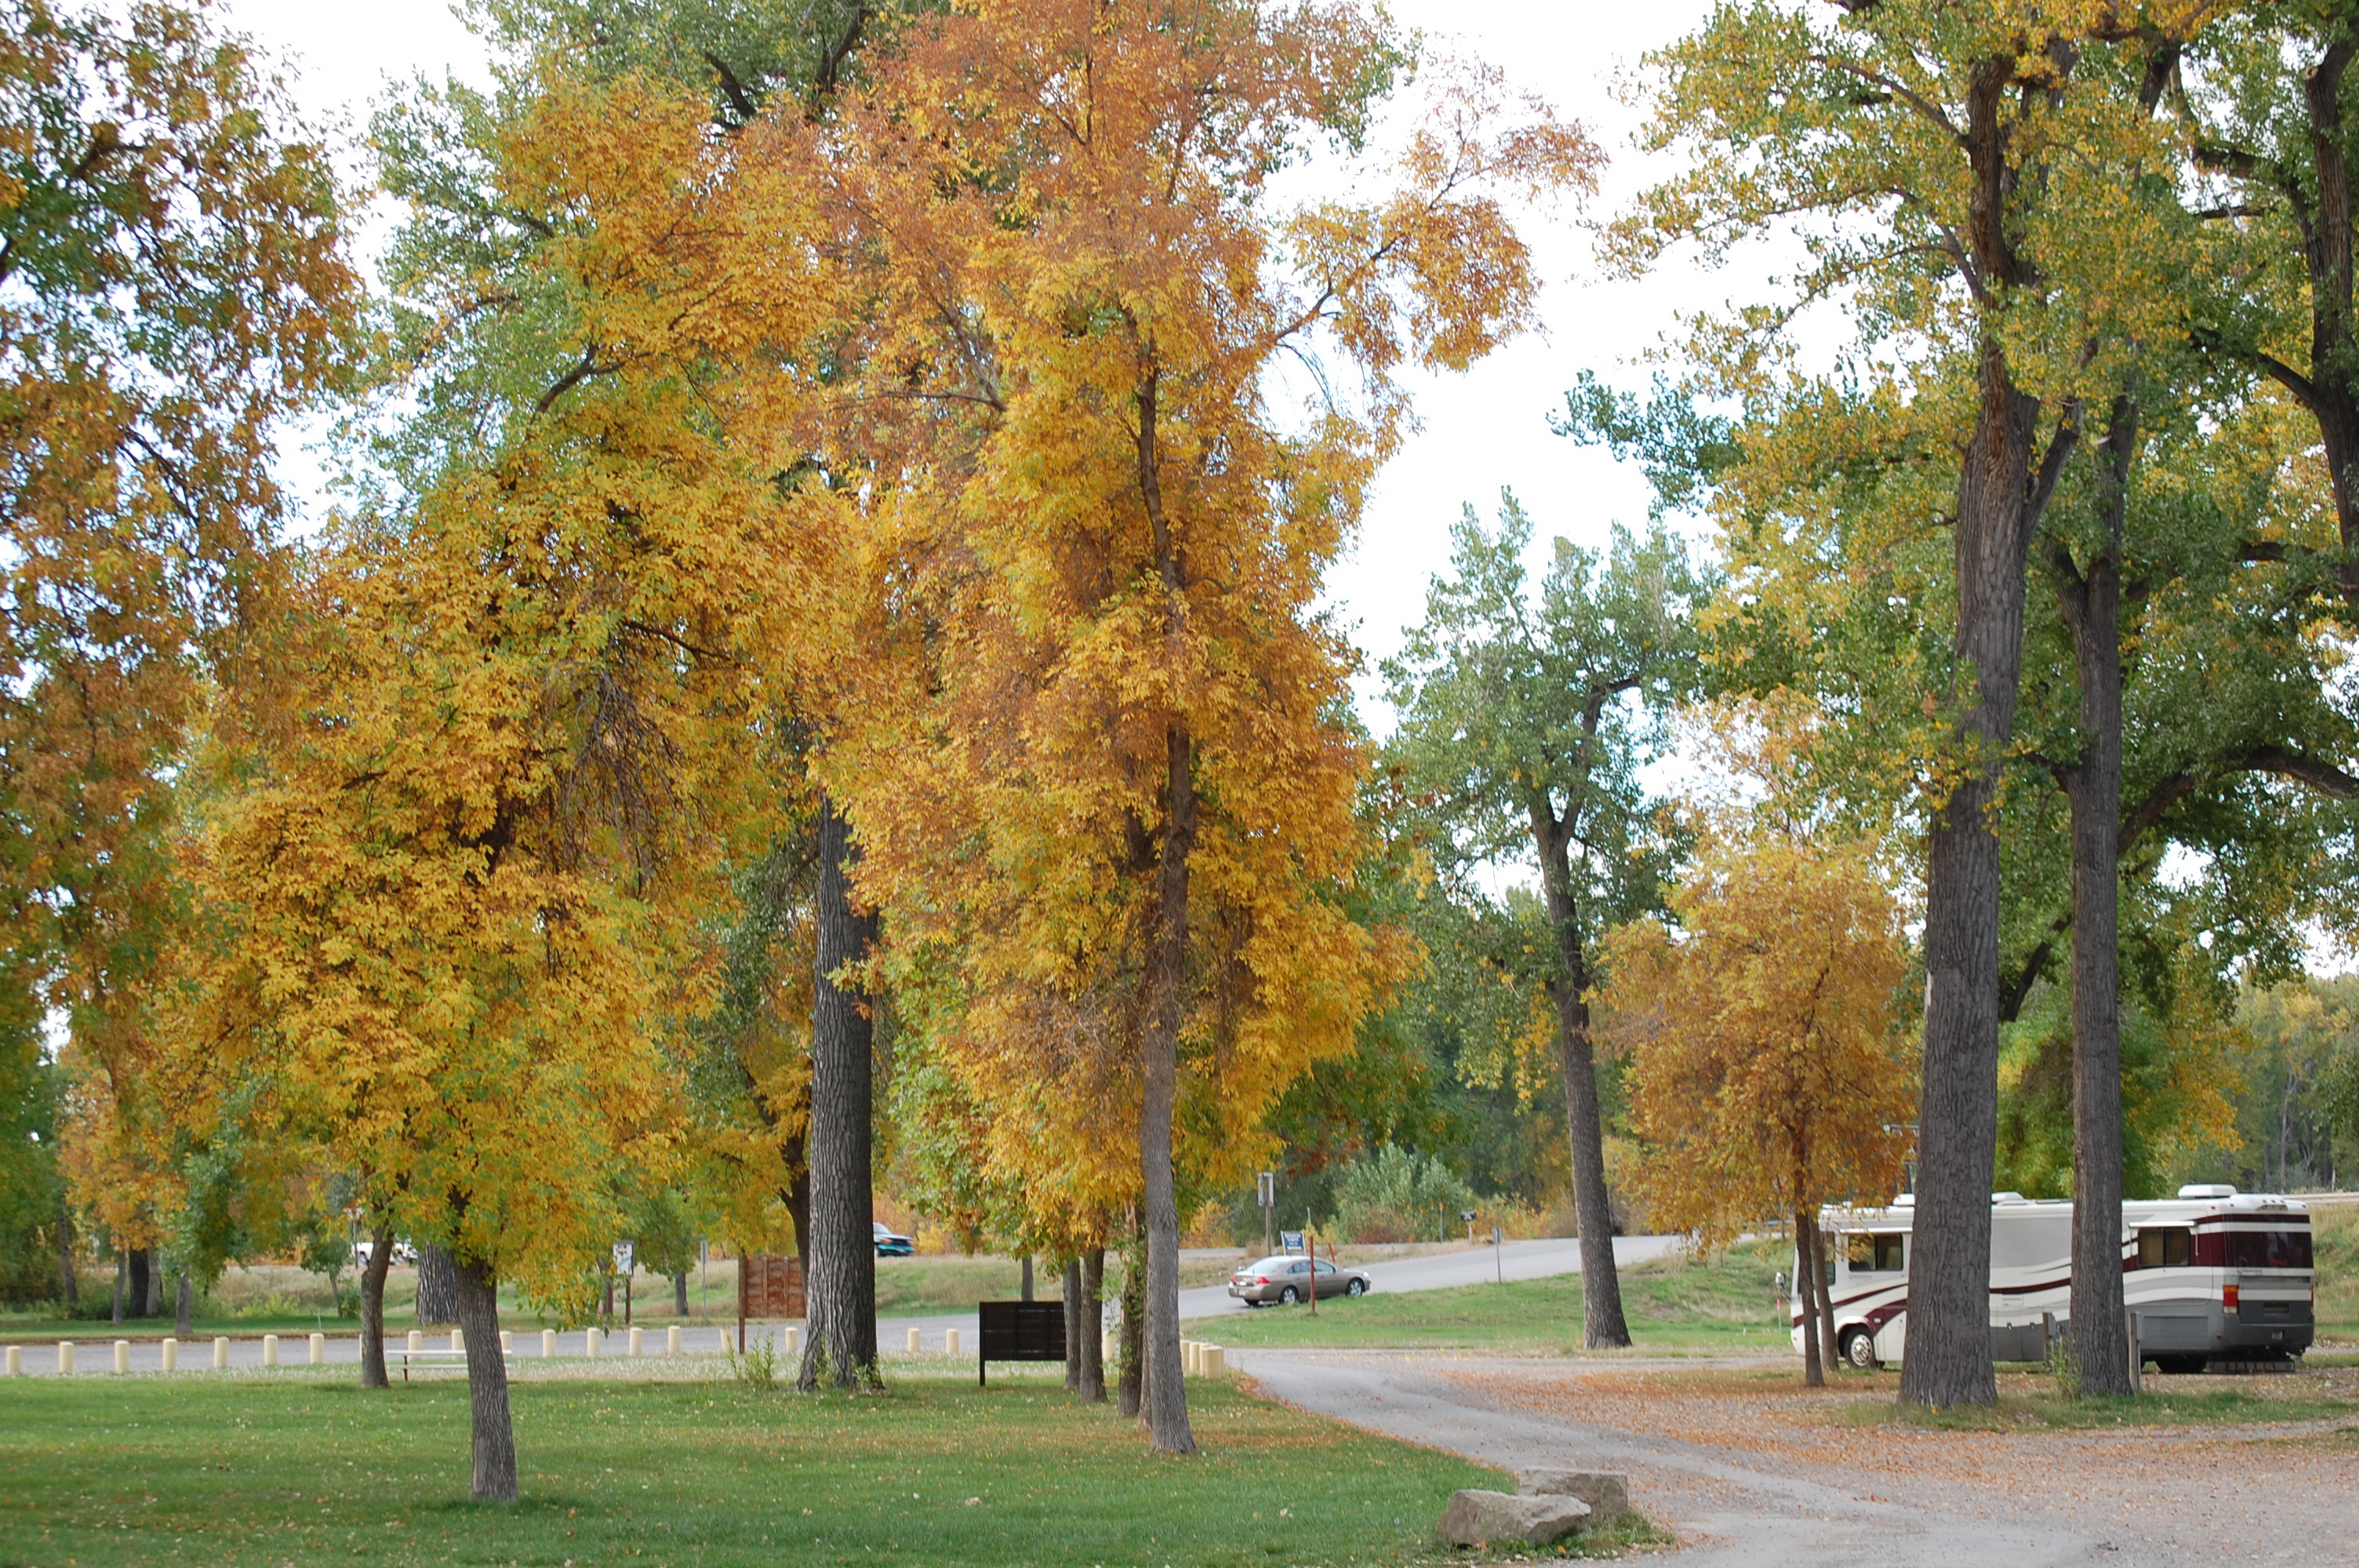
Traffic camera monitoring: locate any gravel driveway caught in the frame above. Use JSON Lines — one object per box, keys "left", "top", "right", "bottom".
{"left": 1233, "top": 1348, "right": 2359, "bottom": 1566}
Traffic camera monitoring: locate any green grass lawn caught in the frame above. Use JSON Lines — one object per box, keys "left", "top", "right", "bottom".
{"left": 2312, "top": 1204, "right": 2357, "bottom": 1344}
{"left": 1205, "top": 1241, "right": 1788, "bottom": 1356}
{"left": 0, "top": 1370, "right": 1516, "bottom": 1568}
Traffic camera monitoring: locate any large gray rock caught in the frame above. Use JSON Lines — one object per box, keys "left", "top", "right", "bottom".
{"left": 1436, "top": 1488, "right": 1591, "bottom": 1548}
{"left": 1516, "top": 1468, "right": 1632, "bottom": 1522}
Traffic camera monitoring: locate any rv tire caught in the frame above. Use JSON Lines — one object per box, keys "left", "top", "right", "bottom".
{"left": 1839, "top": 1328, "right": 1878, "bottom": 1370}
{"left": 2150, "top": 1354, "right": 2207, "bottom": 1375}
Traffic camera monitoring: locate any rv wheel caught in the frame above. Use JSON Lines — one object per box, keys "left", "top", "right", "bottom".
{"left": 1840, "top": 1329, "right": 1878, "bottom": 1370}
{"left": 2150, "top": 1354, "right": 2207, "bottom": 1375}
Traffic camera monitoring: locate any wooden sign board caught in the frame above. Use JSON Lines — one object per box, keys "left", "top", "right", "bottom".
{"left": 737, "top": 1254, "right": 805, "bottom": 1319}
{"left": 976, "top": 1299, "right": 1066, "bottom": 1387}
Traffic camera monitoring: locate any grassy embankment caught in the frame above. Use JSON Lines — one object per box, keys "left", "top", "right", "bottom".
{"left": 0, "top": 1371, "right": 1554, "bottom": 1567}
{"left": 1209, "top": 1240, "right": 1788, "bottom": 1356}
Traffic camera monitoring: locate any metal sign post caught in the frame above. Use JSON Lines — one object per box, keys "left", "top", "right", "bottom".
{"left": 1493, "top": 1226, "right": 1503, "bottom": 1283}
{"left": 1306, "top": 1214, "right": 1318, "bottom": 1316}
{"left": 1257, "top": 1171, "right": 1276, "bottom": 1259}
{"left": 614, "top": 1240, "right": 635, "bottom": 1327}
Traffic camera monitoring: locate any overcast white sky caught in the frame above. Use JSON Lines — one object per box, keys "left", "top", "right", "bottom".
{"left": 220, "top": 0, "right": 1734, "bottom": 731}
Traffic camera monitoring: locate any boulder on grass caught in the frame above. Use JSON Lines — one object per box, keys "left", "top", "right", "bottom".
{"left": 1515, "top": 1468, "right": 1631, "bottom": 1522}
{"left": 1436, "top": 1488, "right": 1591, "bottom": 1548}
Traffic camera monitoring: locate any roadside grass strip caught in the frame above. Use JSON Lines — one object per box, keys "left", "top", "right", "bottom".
{"left": 1211, "top": 1241, "right": 1787, "bottom": 1355}
{"left": 0, "top": 1372, "right": 1523, "bottom": 1567}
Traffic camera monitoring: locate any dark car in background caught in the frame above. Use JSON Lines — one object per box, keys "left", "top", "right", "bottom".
{"left": 1227, "top": 1254, "right": 1372, "bottom": 1305}
{"left": 872, "top": 1221, "right": 914, "bottom": 1257}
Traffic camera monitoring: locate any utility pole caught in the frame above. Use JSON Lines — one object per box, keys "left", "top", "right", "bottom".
{"left": 1258, "top": 1172, "right": 1275, "bottom": 1259}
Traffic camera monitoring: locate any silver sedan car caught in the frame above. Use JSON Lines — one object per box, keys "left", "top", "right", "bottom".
{"left": 1227, "top": 1254, "right": 1372, "bottom": 1305}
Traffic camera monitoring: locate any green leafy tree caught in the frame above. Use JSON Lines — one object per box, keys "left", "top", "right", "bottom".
{"left": 1383, "top": 494, "right": 1703, "bottom": 1348}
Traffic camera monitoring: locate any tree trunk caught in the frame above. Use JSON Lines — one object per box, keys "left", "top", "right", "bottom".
{"left": 1813, "top": 1225, "right": 1839, "bottom": 1373}
{"left": 128, "top": 1247, "right": 151, "bottom": 1319}
{"left": 111, "top": 1239, "right": 124, "bottom": 1326}
{"left": 1063, "top": 1258, "right": 1082, "bottom": 1390}
{"left": 453, "top": 1252, "right": 518, "bottom": 1502}
{"left": 2301, "top": 42, "right": 2359, "bottom": 603}
{"left": 1117, "top": 1215, "right": 1144, "bottom": 1418}
{"left": 601, "top": 1269, "right": 614, "bottom": 1319}
{"left": 1796, "top": 1211, "right": 1824, "bottom": 1387}
{"left": 56, "top": 1200, "right": 76, "bottom": 1305}
{"left": 1138, "top": 724, "right": 1198, "bottom": 1454}
{"left": 1080, "top": 1248, "right": 1106, "bottom": 1403}
{"left": 360, "top": 1220, "right": 394, "bottom": 1390}
{"left": 418, "top": 1244, "right": 460, "bottom": 1324}
{"left": 174, "top": 1270, "right": 192, "bottom": 1338}
{"left": 798, "top": 790, "right": 879, "bottom": 1392}
{"left": 1529, "top": 806, "right": 1629, "bottom": 1349}
{"left": 675, "top": 1269, "right": 689, "bottom": 1316}
{"left": 2062, "top": 397, "right": 2135, "bottom": 1399}
{"left": 1020, "top": 1254, "right": 1033, "bottom": 1301}
{"left": 1904, "top": 330, "right": 2052, "bottom": 1410}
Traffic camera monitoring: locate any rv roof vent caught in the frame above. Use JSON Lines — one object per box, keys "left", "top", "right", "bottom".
{"left": 2176, "top": 1183, "right": 2237, "bottom": 1200}
{"left": 1892, "top": 1193, "right": 1915, "bottom": 1208}
{"left": 1991, "top": 1191, "right": 2028, "bottom": 1203}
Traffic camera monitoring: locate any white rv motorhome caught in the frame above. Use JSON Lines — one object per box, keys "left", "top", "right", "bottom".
{"left": 1792, "top": 1185, "right": 2315, "bottom": 1372}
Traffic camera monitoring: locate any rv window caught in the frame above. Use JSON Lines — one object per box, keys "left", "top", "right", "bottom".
{"left": 2222, "top": 1229, "right": 2312, "bottom": 1269}
{"left": 2135, "top": 1228, "right": 2191, "bottom": 1269}
{"left": 1845, "top": 1232, "right": 1904, "bottom": 1271}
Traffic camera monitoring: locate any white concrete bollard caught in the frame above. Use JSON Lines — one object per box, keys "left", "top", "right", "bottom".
{"left": 309, "top": 1333, "right": 325, "bottom": 1366}
{"left": 113, "top": 1340, "right": 129, "bottom": 1374}
{"left": 1183, "top": 1340, "right": 1200, "bottom": 1377}
{"left": 161, "top": 1338, "right": 177, "bottom": 1373}
{"left": 57, "top": 1341, "right": 73, "bottom": 1374}
{"left": 263, "top": 1334, "right": 278, "bottom": 1367}
{"left": 667, "top": 1325, "right": 680, "bottom": 1356}
{"left": 213, "top": 1337, "right": 228, "bottom": 1369}
{"left": 1103, "top": 1331, "right": 1115, "bottom": 1364}
{"left": 629, "top": 1327, "right": 644, "bottom": 1357}
{"left": 1205, "top": 1345, "right": 1226, "bottom": 1378}
{"left": 783, "top": 1324, "right": 801, "bottom": 1358}
{"left": 406, "top": 1330, "right": 422, "bottom": 1354}
{"left": 449, "top": 1328, "right": 463, "bottom": 1353}
{"left": 586, "top": 1327, "right": 602, "bottom": 1358}
{"left": 943, "top": 1327, "right": 960, "bottom": 1356}
{"left": 5, "top": 1345, "right": 19, "bottom": 1376}
{"left": 500, "top": 1330, "right": 513, "bottom": 1355}
{"left": 907, "top": 1327, "right": 922, "bottom": 1353}
{"left": 542, "top": 1329, "right": 557, "bottom": 1358}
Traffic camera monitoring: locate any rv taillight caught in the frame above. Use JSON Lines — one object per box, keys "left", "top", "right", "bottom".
{"left": 2223, "top": 1283, "right": 2239, "bottom": 1309}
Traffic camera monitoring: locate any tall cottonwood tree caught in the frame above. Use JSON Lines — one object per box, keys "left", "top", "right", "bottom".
{"left": 1618, "top": 1, "right": 2203, "bottom": 1406}
{"left": 1383, "top": 499, "right": 1701, "bottom": 1349}
{"left": 812, "top": 1, "right": 1598, "bottom": 1451}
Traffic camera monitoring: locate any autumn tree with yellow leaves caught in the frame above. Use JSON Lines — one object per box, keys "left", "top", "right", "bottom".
{"left": 784, "top": 0, "right": 1598, "bottom": 1451}
{"left": 1601, "top": 829, "right": 1917, "bottom": 1388}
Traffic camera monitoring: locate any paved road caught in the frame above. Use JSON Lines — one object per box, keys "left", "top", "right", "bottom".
{"left": 7, "top": 1236, "right": 1672, "bottom": 1376}
{"left": 1231, "top": 1348, "right": 2359, "bottom": 1567}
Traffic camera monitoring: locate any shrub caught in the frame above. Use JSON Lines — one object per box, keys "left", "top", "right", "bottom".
{"left": 1332, "top": 1145, "right": 1477, "bottom": 1245}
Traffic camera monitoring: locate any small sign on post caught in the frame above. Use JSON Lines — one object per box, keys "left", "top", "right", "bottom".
{"left": 1279, "top": 1229, "right": 1303, "bottom": 1254}
{"left": 736, "top": 1253, "right": 805, "bottom": 1353}
{"left": 976, "top": 1300, "right": 1066, "bottom": 1388}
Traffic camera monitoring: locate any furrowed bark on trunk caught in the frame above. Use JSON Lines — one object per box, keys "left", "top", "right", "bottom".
{"left": 675, "top": 1270, "right": 690, "bottom": 1316}
{"left": 1063, "top": 1258, "right": 1082, "bottom": 1390}
{"left": 360, "top": 1219, "right": 394, "bottom": 1389}
{"left": 453, "top": 1252, "right": 518, "bottom": 1502}
{"left": 798, "top": 790, "right": 879, "bottom": 1392}
{"left": 1118, "top": 1214, "right": 1145, "bottom": 1418}
{"left": 2060, "top": 397, "right": 2135, "bottom": 1399}
{"left": 1529, "top": 804, "right": 1628, "bottom": 1348}
{"left": 1797, "top": 1210, "right": 1824, "bottom": 1388}
{"left": 418, "top": 1244, "right": 460, "bottom": 1324}
{"left": 1906, "top": 328, "right": 2051, "bottom": 1410}
{"left": 174, "top": 1271, "right": 192, "bottom": 1338}
{"left": 128, "top": 1247, "right": 151, "bottom": 1319}
{"left": 1139, "top": 726, "right": 1198, "bottom": 1454}
{"left": 1080, "top": 1248, "right": 1107, "bottom": 1402}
